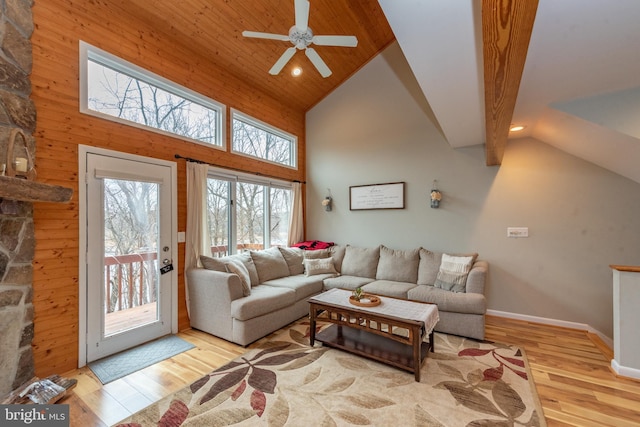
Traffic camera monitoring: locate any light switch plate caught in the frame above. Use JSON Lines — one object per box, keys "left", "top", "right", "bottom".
{"left": 178, "top": 231, "right": 186, "bottom": 243}
{"left": 507, "top": 227, "right": 529, "bottom": 238}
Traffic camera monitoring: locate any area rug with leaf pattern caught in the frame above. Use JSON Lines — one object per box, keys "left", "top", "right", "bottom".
{"left": 115, "top": 320, "right": 546, "bottom": 426}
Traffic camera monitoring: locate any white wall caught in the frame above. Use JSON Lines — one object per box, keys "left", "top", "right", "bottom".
{"left": 306, "top": 42, "right": 640, "bottom": 338}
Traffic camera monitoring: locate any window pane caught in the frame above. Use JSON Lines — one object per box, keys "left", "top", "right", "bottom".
{"left": 206, "top": 178, "right": 230, "bottom": 257}
{"left": 87, "top": 60, "right": 221, "bottom": 145}
{"left": 103, "top": 179, "right": 159, "bottom": 336}
{"left": 236, "top": 182, "right": 265, "bottom": 251}
{"left": 270, "top": 188, "right": 291, "bottom": 247}
{"left": 232, "top": 115, "right": 295, "bottom": 167}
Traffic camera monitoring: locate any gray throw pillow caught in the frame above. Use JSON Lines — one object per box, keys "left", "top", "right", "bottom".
{"left": 250, "top": 247, "right": 290, "bottom": 282}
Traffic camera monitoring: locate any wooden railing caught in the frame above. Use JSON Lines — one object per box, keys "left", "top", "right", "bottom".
{"left": 104, "top": 252, "right": 158, "bottom": 313}
{"left": 209, "top": 243, "right": 264, "bottom": 257}
{"left": 104, "top": 244, "right": 265, "bottom": 312}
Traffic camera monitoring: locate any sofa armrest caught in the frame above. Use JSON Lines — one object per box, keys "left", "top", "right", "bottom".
{"left": 466, "top": 260, "right": 488, "bottom": 295}
{"left": 185, "top": 267, "right": 245, "bottom": 342}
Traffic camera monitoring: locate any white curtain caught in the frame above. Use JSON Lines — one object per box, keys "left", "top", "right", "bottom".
{"left": 184, "top": 162, "right": 211, "bottom": 318}
{"left": 288, "top": 181, "right": 304, "bottom": 246}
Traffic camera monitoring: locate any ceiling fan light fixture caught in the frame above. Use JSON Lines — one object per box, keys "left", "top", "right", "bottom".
{"left": 291, "top": 67, "right": 302, "bottom": 77}
{"left": 242, "top": 0, "right": 357, "bottom": 78}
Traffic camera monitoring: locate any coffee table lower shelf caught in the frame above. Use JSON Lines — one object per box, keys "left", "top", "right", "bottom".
{"left": 315, "top": 324, "right": 430, "bottom": 378}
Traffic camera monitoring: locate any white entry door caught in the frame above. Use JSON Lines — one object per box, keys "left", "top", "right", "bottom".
{"left": 82, "top": 149, "right": 176, "bottom": 363}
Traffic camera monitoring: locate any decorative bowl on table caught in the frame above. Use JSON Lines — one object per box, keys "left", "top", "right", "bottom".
{"left": 349, "top": 293, "right": 381, "bottom": 307}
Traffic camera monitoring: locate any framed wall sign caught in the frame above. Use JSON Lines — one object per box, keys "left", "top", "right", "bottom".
{"left": 349, "top": 182, "right": 405, "bottom": 210}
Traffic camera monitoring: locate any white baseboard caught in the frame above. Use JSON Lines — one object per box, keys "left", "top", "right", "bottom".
{"left": 486, "top": 309, "right": 613, "bottom": 350}
{"left": 611, "top": 359, "right": 640, "bottom": 380}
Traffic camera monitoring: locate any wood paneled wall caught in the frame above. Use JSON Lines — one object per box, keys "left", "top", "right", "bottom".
{"left": 31, "top": 0, "right": 306, "bottom": 376}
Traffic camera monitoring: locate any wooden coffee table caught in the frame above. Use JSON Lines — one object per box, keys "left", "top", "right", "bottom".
{"left": 308, "top": 288, "right": 439, "bottom": 381}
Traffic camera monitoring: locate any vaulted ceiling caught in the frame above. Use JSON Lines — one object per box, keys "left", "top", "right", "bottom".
{"left": 381, "top": 0, "right": 640, "bottom": 183}
{"left": 117, "top": 0, "right": 395, "bottom": 112}
{"left": 117, "top": 0, "right": 640, "bottom": 183}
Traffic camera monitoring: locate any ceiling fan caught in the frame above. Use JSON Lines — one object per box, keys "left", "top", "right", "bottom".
{"left": 242, "top": 0, "right": 358, "bottom": 78}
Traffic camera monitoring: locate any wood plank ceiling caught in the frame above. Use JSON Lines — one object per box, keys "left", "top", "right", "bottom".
{"left": 113, "top": 0, "right": 536, "bottom": 166}
{"left": 115, "top": 0, "right": 395, "bottom": 112}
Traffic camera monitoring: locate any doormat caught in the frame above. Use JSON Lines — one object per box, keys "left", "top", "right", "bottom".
{"left": 88, "top": 335, "right": 195, "bottom": 385}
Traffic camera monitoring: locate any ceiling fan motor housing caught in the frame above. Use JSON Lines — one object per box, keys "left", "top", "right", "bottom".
{"left": 289, "top": 26, "right": 313, "bottom": 50}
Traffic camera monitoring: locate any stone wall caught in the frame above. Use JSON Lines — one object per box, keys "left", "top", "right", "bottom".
{"left": 0, "top": 0, "right": 36, "bottom": 396}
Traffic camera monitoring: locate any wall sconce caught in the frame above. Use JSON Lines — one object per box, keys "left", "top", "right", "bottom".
{"left": 430, "top": 180, "right": 442, "bottom": 209}
{"left": 322, "top": 189, "right": 332, "bottom": 211}
{"left": 5, "top": 128, "right": 36, "bottom": 180}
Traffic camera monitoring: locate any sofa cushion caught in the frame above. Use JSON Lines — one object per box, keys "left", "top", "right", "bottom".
{"left": 278, "top": 246, "right": 304, "bottom": 275}
{"left": 416, "top": 249, "right": 442, "bottom": 285}
{"left": 262, "top": 274, "right": 328, "bottom": 300}
{"left": 230, "top": 285, "right": 296, "bottom": 321}
{"left": 376, "top": 246, "right": 419, "bottom": 283}
{"left": 362, "top": 280, "right": 417, "bottom": 299}
{"left": 303, "top": 249, "right": 331, "bottom": 259}
{"left": 341, "top": 245, "right": 380, "bottom": 278}
{"left": 303, "top": 258, "right": 338, "bottom": 276}
{"left": 328, "top": 245, "right": 346, "bottom": 273}
{"left": 201, "top": 253, "right": 259, "bottom": 286}
{"left": 407, "top": 285, "right": 486, "bottom": 314}
{"left": 250, "top": 247, "right": 290, "bottom": 282}
{"left": 224, "top": 259, "right": 251, "bottom": 296}
{"left": 200, "top": 255, "right": 226, "bottom": 271}
{"left": 323, "top": 275, "right": 375, "bottom": 291}
{"left": 434, "top": 253, "right": 477, "bottom": 293}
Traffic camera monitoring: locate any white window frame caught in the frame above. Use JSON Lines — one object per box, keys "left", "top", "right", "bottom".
{"left": 207, "top": 166, "right": 293, "bottom": 254}
{"left": 79, "top": 41, "right": 226, "bottom": 150}
{"left": 231, "top": 109, "right": 298, "bottom": 169}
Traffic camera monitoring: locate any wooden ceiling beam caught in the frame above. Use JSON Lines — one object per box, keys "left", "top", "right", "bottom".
{"left": 482, "top": 0, "right": 538, "bottom": 166}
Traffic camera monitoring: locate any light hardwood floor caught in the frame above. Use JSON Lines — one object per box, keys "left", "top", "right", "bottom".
{"left": 62, "top": 315, "right": 640, "bottom": 426}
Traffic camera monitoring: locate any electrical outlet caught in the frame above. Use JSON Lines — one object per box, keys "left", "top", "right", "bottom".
{"left": 507, "top": 227, "right": 529, "bottom": 238}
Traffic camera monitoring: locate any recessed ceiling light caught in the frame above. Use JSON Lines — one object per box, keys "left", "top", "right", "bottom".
{"left": 509, "top": 125, "right": 526, "bottom": 132}
{"left": 291, "top": 67, "right": 302, "bottom": 77}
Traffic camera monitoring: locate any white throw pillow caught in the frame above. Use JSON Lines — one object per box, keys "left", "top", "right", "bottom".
{"left": 303, "top": 258, "right": 338, "bottom": 276}
{"left": 434, "top": 254, "right": 476, "bottom": 293}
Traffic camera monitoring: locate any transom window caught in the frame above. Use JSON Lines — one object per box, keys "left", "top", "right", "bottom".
{"left": 232, "top": 110, "right": 297, "bottom": 168}
{"left": 79, "top": 41, "right": 225, "bottom": 148}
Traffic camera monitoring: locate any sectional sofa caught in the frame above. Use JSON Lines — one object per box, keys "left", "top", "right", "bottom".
{"left": 186, "top": 245, "right": 488, "bottom": 346}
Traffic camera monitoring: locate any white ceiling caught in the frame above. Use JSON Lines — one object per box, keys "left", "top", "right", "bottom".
{"left": 379, "top": 0, "right": 640, "bottom": 183}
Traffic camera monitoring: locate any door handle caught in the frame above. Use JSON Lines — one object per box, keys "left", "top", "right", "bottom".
{"left": 163, "top": 259, "right": 172, "bottom": 265}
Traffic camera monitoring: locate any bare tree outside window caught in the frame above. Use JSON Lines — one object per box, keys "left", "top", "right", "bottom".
{"left": 270, "top": 187, "right": 291, "bottom": 246}
{"left": 103, "top": 179, "right": 159, "bottom": 314}
{"left": 232, "top": 114, "right": 295, "bottom": 167}
{"left": 236, "top": 182, "right": 265, "bottom": 250}
{"left": 87, "top": 60, "right": 220, "bottom": 145}
{"left": 206, "top": 178, "right": 230, "bottom": 256}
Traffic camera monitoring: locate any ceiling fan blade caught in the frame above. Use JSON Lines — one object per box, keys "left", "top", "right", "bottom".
{"left": 269, "top": 47, "right": 297, "bottom": 75}
{"left": 242, "top": 31, "right": 290, "bottom": 42}
{"left": 294, "top": 0, "right": 310, "bottom": 31}
{"left": 312, "top": 35, "right": 358, "bottom": 47}
{"left": 305, "top": 48, "right": 332, "bottom": 78}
